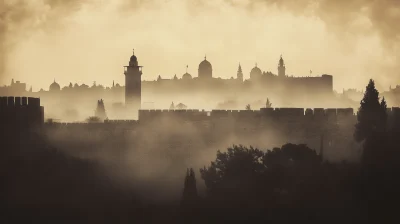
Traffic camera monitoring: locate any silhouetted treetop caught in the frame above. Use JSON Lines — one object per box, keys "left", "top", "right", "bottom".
{"left": 354, "top": 79, "right": 387, "bottom": 142}
{"left": 263, "top": 143, "right": 320, "bottom": 169}
{"left": 86, "top": 116, "right": 101, "bottom": 123}
{"left": 266, "top": 98, "right": 272, "bottom": 108}
{"left": 200, "top": 144, "right": 321, "bottom": 195}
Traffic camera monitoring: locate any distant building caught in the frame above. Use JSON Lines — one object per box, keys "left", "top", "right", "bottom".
{"left": 124, "top": 49, "right": 143, "bottom": 115}
{"left": 5, "top": 50, "right": 338, "bottom": 120}
{"left": 49, "top": 79, "right": 61, "bottom": 92}
{"left": 0, "top": 79, "right": 27, "bottom": 95}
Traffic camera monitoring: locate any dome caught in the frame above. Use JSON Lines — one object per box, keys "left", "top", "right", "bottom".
{"left": 182, "top": 72, "right": 192, "bottom": 80}
{"left": 250, "top": 64, "right": 262, "bottom": 80}
{"left": 129, "top": 49, "right": 138, "bottom": 66}
{"left": 49, "top": 80, "right": 60, "bottom": 91}
{"left": 198, "top": 56, "right": 213, "bottom": 79}
{"left": 130, "top": 55, "right": 137, "bottom": 62}
{"left": 251, "top": 66, "right": 261, "bottom": 74}
{"left": 199, "top": 59, "right": 212, "bottom": 70}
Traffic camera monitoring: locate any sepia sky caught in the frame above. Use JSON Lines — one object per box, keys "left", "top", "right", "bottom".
{"left": 1, "top": 0, "right": 399, "bottom": 91}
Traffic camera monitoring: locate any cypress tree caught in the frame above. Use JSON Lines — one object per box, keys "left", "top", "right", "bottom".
{"left": 181, "top": 168, "right": 198, "bottom": 206}
{"left": 95, "top": 99, "right": 107, "bottom": 121}
{"left": 354, "top": 79, "right": 387, "bottom": 165}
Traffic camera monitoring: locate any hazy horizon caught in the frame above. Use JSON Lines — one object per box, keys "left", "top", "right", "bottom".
{"left": 1, "top": 0, "right": 399, "bottom": 92}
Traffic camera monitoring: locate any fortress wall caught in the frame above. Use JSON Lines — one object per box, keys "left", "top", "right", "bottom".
{"left": 0, "top": 96, "right": 44, "bottom": 128}
{"left": 139, "top": 107, "right": 356, "bottom": 123}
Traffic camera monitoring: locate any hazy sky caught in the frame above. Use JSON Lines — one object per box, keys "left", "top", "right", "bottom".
{"left": 1, "top": 0, "right": 399, "bottom": 91}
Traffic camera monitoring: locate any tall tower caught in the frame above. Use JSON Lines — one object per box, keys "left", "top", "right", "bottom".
{"left": 278, "top": 55, "right": 286, "bottom": 78}
{"left": 124, "top": 49, "right": 143, "bottom": 115}
{"left": 237, "top": 63, "right": 243, "bottom": 82}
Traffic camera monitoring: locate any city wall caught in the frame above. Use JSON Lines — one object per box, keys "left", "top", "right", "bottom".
{"left": 0, "top": 96, "right": 44, "bottom": 129}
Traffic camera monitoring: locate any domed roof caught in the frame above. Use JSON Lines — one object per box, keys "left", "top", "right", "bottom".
{"left": 129, "top": 49, "right": 138, "bottom": 66}
{"left": 130, "top": 54, "right": 137, "bottom": 62}
{"left": 250, "top": 64, "right": 262, "bottom": 80}
{"left": 182, "top": 72, "right": 192, "bottom": 80}
{"left": 50, "top": 79, "right": 60, "bottom": 91}
{"left": 251, "top": 65, "right": 262, "bottom": 74}
{"left": 199, "top": 59, "right": 212, "bottom": 70}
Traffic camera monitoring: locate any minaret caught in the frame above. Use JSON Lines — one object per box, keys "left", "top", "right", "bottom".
{"left": 278, "top": 55, "right": 286, "bottom": 78}
{"left": 237, "top": 63, "right": 243, "bottom": 82}
{"left": 124, "top": 49, "right": 143, "bottom": 117}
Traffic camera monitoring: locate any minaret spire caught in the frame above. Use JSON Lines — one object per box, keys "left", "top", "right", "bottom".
{"left": 186, "top": 65, "right": 188, "bottom": 73}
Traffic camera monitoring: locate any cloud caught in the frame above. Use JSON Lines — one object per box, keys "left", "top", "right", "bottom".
{"left": 1, "top": 0, "right": 399, "bottom": 90}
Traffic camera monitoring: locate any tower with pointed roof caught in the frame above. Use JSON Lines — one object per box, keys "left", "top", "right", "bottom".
{"left": 278, "top": 55, "right": 286, "bottom": 78}
{"left": 237, "top": 63, "right": 243, "bottom": 82}
{"left": 124, "top": 49, "right": 143, "bottom": 115}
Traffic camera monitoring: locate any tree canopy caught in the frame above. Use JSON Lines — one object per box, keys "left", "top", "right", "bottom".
{"left": 354, "top": 79, "right": 387, "bottom": 142}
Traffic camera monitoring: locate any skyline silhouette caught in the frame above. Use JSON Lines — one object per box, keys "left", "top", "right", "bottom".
{"left": 1, "top": 1, "right": 400, "bottom": 222}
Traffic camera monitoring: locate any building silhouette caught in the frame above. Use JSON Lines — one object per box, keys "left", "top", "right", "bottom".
{"left": 124, "top": 49, "right": 143, "bottom": 115}
{"left": 5, "top": 49, "right": 400, "bottom": 121}
{"left": 0, "top": 96, "right": 44, "bottom": 130}
{"left": 49, "top": 79, "right": 61, "bottom": 92}
{"left": 198, "top": 56, "right": 212, "bottom": 79}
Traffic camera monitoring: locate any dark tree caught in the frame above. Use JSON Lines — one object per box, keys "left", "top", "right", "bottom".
{"left": 95, "top": 99, "right": 107, "bottom": 120}
{"left": 263, "top": 143, "right": 321, "bottom": 169}
{"left": 199, "top": 144, "right": 329, "bottom": 221}
{"left": 182, "top": 168, "right": 198, "bottom": 205}
{"left": 354, "top": 79, "right": 387, "bottom": 142}
{"left": 266, "top": 98, "right": 272, "bottom": 108}
{"left": 86, "top": 116, "right": 101, "bottom": 123}
{"left": 245, "top": 104, "right": 251, "bottom": 110}
{"left": 354, "top": 79, "right": 388, "bottom": 165}
{"left": 200, "top": 145, "right": 264, "bottom": 195}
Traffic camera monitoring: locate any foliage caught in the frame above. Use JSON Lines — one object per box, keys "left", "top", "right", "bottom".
{"left": 266, "top": 98, "right": 272, "bottom": 108}
{"left": 86, "top": 116, "right": 101, "bottom": 123}
{"left": 354, "top": 79, "right": 387, "bottom": 142}
{"left": 181, "top": 168, "right": 198, "bottom": 207}
{"left": 95, "top": 99, "right": 107, "bottom": 120}
{"left": 200, "top": 144, "right": 321, "bottom": 196}
{"left": 245, "top": 104, "right": 251, "bottom": 110}
{"left": 354, "top": 79, "right": 389, "bottom": 166}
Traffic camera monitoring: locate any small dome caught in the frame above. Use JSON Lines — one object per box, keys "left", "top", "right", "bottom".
{"left": 129, "top": 49, "right": 138, "bottom": 66}
{"left": 251, "top": 66, "right": 261, "bottom": 74}
{"left": 182, "top": 72, "right": 192, "bottom": 80}
{"left": 50, "top": 80, "right": 60, "bottom": 91}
